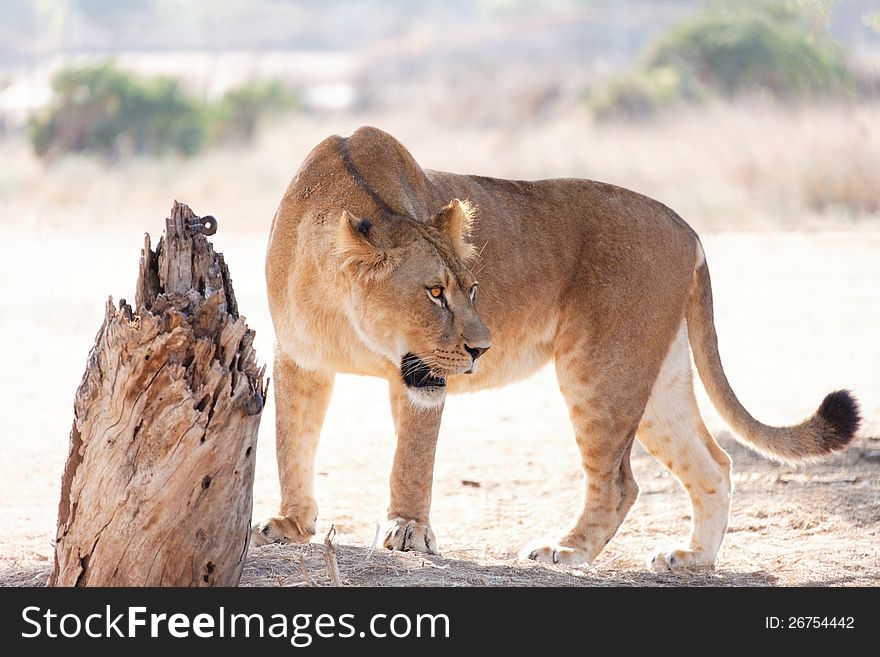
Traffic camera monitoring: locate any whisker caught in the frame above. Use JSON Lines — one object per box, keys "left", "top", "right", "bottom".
{"left": 400, "top": 352, "right": 449, "bottom": 380}
{"left": 468, "top": 240, "right": 490, "bottom": 275}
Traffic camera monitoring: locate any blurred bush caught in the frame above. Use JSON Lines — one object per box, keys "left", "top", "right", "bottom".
{"left": 211, "top": 80, "right": 298, "bottom": 144}
{"left": 30, "top": 65, "right": 207, "bottom": 158}
{"left": 588, "top": 65, "right": 710, "bottom": 120}
{"left": 29, "top": 64, "right": 298, "bottom": 159}
{"left": 588, "top": 0, "right": 853, "bottom": 120}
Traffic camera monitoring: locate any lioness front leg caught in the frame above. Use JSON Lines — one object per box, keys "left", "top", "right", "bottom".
{"left": 252, "top": 351, "right": 334, "bottom": 545}
{"left": 383, "top": 379, "right": 442, "bottom": 554}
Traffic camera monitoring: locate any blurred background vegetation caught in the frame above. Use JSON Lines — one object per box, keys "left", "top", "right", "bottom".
{"left": 0, "top": 0, "right": 877, "bottom": 230}
{"left": 28, "top": 66, "right": 297, "bottom": 157}
{"left": 587, "top": 0, "right": 858, "bottom": 118}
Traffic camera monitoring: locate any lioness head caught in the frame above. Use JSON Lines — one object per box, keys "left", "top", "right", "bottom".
{"left": 335, "top": 199, "right": 491, "bottom": 407}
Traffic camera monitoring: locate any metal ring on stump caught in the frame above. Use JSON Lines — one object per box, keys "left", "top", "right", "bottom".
{"left": 187, "top": 214, "right": 218, "bottom": 236}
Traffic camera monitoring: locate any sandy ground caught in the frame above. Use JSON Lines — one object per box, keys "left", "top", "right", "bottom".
{"left": 1, "top": 228, "right": 878, "bottom": 586}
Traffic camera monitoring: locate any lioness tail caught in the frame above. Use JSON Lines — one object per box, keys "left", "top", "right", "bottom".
{"left": 685, "top": 242, "right": 860, "bottom": 463}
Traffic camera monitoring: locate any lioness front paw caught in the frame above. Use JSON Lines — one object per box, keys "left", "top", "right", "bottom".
{"left": 251, "top": 502, "right": 318, "bottom": 546}
{"left": 522, "top": 542, "right": 592, "bottom": 566}
{"left": 648, "top": 547, "right": 716, "bottom": 572}
{"left": 251, "top": 515, "right": 316, "bottom": 546}
{"left": 383, "top": 518, "right": 437, "bottom": 554}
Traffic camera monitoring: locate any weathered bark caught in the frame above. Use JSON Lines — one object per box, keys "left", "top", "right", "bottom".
{"left": 49, "top": 201, "right": 266, "bottom": 587}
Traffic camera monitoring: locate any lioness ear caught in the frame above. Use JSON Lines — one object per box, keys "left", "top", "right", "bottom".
{"left": 335, "top": 210, "right": 396, "bottom": 278}
{"left": 432, "top": 199, "right": 477, "bottom": 262}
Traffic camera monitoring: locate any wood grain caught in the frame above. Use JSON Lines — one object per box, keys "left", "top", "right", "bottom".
{"left": 49, "top": 201, "right": 266, "bottom": 586}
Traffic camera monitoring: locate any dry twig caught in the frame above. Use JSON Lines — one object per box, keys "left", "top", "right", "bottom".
{"left": 323, "top": 526, "right": 342, "bottom": 587}
{"left": 299, "top": 555, "right": 312, "bottom": 587}
{"left": 366, "top": 523, "right": 381, "bottom": 562}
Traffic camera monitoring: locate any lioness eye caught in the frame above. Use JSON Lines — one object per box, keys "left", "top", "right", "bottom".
{"left": 470, "top": 284, "right": 478, "bottom": 302}
{"left": 429, "top": 286, "right": 444, "bottom": 298}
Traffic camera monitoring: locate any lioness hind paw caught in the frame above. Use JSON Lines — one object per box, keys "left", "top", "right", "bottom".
{"left": 521, "top": 543, "right": 592, "bottom": 566}
{"left": 648, "top": 547, "right": 716, "bottom": 572}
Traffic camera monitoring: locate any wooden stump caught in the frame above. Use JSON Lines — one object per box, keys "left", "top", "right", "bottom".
{"left": 49, "top": 201, "right": 266, "bottom": 587}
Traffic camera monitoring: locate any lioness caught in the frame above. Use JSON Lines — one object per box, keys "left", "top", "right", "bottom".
{"left": 254, "top": 126, "right": 860, "bottom": 570}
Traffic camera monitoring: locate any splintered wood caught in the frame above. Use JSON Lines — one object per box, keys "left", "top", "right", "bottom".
{"left": 49, "top": 201, "right": 266, "bottom": 587}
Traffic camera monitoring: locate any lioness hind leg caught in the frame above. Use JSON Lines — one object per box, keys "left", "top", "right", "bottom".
{"left": 637, "top": 324, "right": 732, "bottom": 571}
{"left": 524, "top": 329, "right": 663, "bottom": 566}
{"left": 252, "top": 350, "right": 335, "bottom": 546}
{"left": 524, "top": 435, "right": 639, "bottom": 566}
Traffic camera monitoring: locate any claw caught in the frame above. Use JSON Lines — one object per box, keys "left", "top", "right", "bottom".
{"left": 527, "top": 548, "right": 559, "bottom": 563}
{"left": 383, "top": 518, "right": 438, "bottom": 554}
{"left": 523, "top": 543, "right": 591, "bottom": 566}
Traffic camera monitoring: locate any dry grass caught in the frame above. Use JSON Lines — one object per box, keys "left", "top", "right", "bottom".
{"left": 0, "top": 546, "right": 776, "bottom": 588}
{"left": 1, "top": 99, "right": 878, "bottom": 238}
{"left": 239, "top": 540, "right": 780, "bottom": 588}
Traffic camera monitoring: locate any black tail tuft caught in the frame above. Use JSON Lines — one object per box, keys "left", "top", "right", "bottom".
{"left": 817, "top": 389, "right": 861, "bottom": 450}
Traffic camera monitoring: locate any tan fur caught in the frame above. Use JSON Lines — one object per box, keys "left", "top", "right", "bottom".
{"left": 254, "top": 126, "right": 857, "bottom": 569}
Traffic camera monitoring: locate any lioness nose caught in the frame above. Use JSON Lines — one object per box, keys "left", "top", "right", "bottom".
{"left": 464, "top": 344, "right": 489, "bottom": 361}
